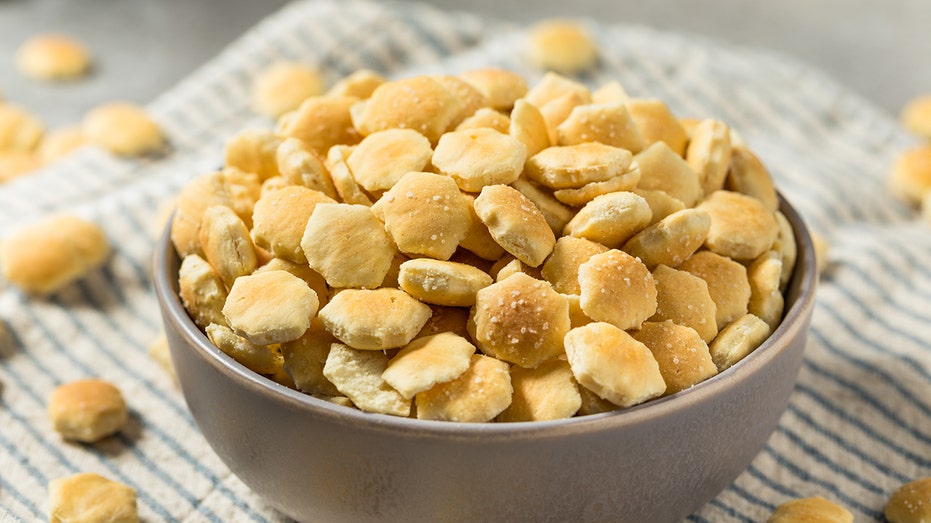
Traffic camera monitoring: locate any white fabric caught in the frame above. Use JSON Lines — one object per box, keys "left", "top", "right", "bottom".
{"left": 0, "top": 1, "right": 928, "bottom": 521}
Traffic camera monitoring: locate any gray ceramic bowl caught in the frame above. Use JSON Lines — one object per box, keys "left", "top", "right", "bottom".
{"left": 154, "top": 197, "right": 816, "bottom": 523}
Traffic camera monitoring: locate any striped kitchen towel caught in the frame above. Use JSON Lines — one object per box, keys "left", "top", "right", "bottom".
{"left": 0, "top": 1, "right": 928, "bottom": 521}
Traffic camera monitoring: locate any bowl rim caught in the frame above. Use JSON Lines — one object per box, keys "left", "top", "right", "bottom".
{"left": 154, "top": 193, "right": 817, "bottom": 441}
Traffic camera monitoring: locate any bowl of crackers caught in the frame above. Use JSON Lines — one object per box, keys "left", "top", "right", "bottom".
{"left": 154, "top": 68, "right": 817, "bottom": 522}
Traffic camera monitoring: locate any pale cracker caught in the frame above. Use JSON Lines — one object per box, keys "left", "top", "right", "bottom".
{"left": 472, "top": 272, "right": 570, "bottom": 368}
{"left": 577, "top": 249, "right": 657, "bottom": 331}
{"left": 473, "top": 184, "right": 556, "bottom": 267}
{"left": 563, "top": 191, "right": 652, "bottom": 247}
{"left": 564, "top": 322, "right": 666, "bottom": 407}
{"left": 222, "top": 270, "right": 318, "bottom": 345}
{"left": 301, "top": 203, "right": 396, "bottom": 288}
{"left": 398, "top": 258, "right": 493, "bottom": 307}
{"left": 415, "top": 354, "right": 512, "bottom": 422}
{"left": 323, "top": 343, "right": 411, "bottom": 416}
{"left": 708, "top": 313, "right": 771, "bottom": 371}
{"left": 317, "top": 288, "right": 431, "bottom": 350}
{"left": 630, "top": 320, "right": 717, "bottom": 395}
{"left": 623, "top": 208, "right": 711, "bottom": 269}
{"left": 382, "top": 332, "right": 476, "bottom": 399}
{"left": 650, "top": 264, "right": 718, "bottom": 343}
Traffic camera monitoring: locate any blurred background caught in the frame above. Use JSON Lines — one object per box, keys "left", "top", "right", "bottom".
{"left": 0, "top": 0, "right": 928, "bottom": 126}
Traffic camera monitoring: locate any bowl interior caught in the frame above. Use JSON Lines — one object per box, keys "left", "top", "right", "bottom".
{"left": 154, "top": 193, "right": 817, "bottom": 438}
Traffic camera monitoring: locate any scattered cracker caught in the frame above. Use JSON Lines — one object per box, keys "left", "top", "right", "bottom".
{"left": 16, "top": 33, "right": 91, "bottom": 80}
{"left": 889, "top": 145, "right": 931, "bottom": 205}
{"left": 48, "top": 473, "right": 138, "bottom": 523}
{"left": 901, "top": 94, "right": 931, "bottom": 139}
{"left": 812, "top": 233, "right": 831, "bottom": 275}
{"left": 148, "top": 334, "right": 176, "bottom": 383}
{"left": 768, "top": 496, "right": 853, "bottom": 523}
{"left": 885, "top": 477, "right": 931, "bottom": 523}
{"left": 0, "top": 104, "right": 44, "bottom": 152}
{"left": 38, "top": 126, "right": 86, "bottom": 163}
{"left": 0, "top": 151, "right": 41, "bottom": 182}
{"left": 82, "top": 102, "right": 164, "bottom": 156}
{"left": 48, "top": 379, "right": 127, "bottom": 442}
{"left": 1, "top": 214, "right": 110, "bottom": 295}
{"left": 527, "top": 19, "right": 598, "bottom": 74}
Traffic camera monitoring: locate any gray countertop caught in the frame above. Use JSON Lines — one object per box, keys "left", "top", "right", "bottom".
{"left": 1, "top": 0, "right": 928, "bottom": 127}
